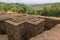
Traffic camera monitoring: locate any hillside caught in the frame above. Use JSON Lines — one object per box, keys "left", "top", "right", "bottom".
{"left": 0, "top": 2, "right": 60, "bottom": 17}
{"left": 30, "top": 3, "right": 60, "bottom": 10}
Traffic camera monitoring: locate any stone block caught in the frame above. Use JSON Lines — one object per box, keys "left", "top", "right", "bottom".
{"left": 4, "top": 15, "right": 45, "bottom": 40}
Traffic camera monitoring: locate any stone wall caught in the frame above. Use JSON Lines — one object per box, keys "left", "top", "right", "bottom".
{"left": 0, "top": 21, "right": 6, "bottom": 34}
{"left": 4, "top": 19, "right": 45, "bottom": 40}
{"left": 21, "top": 20, "right": 45, "bottom": 40}
{"left": 5, "top": 22, "right": 24, "bottom": 40}
{"left": 40, "top": 16, "right": 60, "bottom": 30}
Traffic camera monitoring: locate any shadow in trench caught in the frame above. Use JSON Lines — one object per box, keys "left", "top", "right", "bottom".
{"left": 0, "top": 30, "right": 7, "bottom": 34}
{"left": 22, "top": 31, "right": 44, "bottom": 40}
{"left": 44, "top": 24, "right": 58, "bottom": 31}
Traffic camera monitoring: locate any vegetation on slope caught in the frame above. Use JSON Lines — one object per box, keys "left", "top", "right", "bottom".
{"left": 41, "top": 3, "right": 60, "bottom": 17}
{"left": 0, "top": 2, "right": 60, "bottom": 17}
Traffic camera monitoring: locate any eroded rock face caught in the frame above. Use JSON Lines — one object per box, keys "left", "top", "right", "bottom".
{"left": 39, "top": 16, "right": 60, "bottom": 30}
{"left": 4, "top": 15, "right": 45, "bottom": 40}
{"left": 0, "top": 21, "right": 7, "bottom": 34}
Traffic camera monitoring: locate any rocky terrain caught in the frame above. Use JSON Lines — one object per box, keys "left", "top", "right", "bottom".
{"left": 0, "top": 24, "right": 60, "bottom": 40}
{"left": 30, "top": 24, "right": 60, "bottom": 40}
{"left": 0, "top": 14, "right": 60, "bottom": 40}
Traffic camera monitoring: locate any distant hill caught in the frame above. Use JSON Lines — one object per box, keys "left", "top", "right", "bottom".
{"left": 30, "top": 3, "right": 60, "bottom": 10}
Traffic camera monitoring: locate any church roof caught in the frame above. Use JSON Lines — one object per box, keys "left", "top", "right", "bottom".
{"left": 5, "top": 15, "right": 45, "bottom": 26}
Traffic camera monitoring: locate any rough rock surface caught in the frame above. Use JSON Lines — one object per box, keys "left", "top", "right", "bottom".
{"left": 0, "top": 24, "right": 60, "bottom": 40}
{"left": 0, "top": 35, "right": 8, "bottom": 40}
{"left": 30, "top": 24, "right": 60, "bottom": 40}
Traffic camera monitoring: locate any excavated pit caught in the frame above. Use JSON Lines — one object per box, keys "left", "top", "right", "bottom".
{"left": 0, "top": 14, "right": 60, "bottom": 40}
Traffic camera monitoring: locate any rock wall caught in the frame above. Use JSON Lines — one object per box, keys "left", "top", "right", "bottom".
{"left": 23, "top": 21, "right": 44, "bottom": 40}
{"left": 0, "top": 21, "right": 7, "bottom": 34}
{"left": 4, "top": 19, "right": 45, "bottom": 40}
{"left": 40, "top": 16, "right": 60, "bottom": 30}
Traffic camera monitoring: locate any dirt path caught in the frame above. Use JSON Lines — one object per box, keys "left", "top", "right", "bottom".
{"left": 30, "top": 24, "right": 60, "bottom": 40}
{"left": 0, "top": 35, "right": 8, "bottom": 40}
